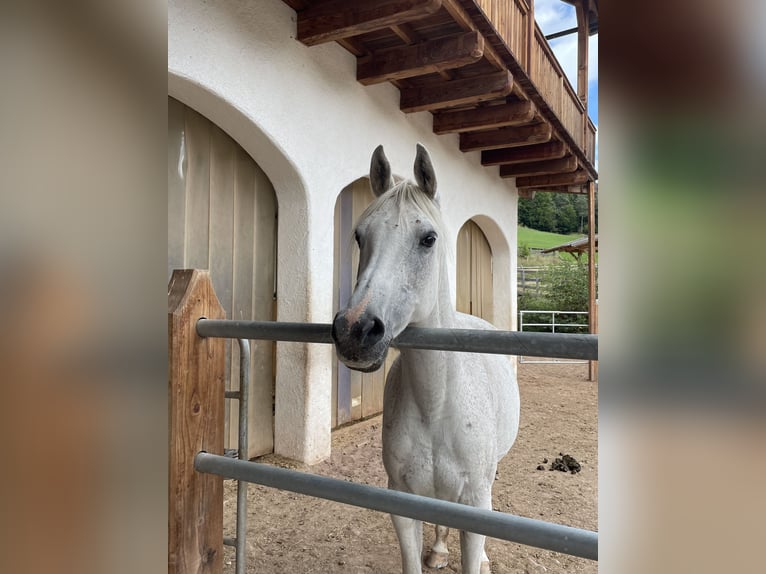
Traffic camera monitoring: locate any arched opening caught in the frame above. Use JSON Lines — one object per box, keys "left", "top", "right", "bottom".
{"left": 168, "top": 96, "right": 277, "bottom": 458}
{"left": 456, "top": 219, "right": 494, "bottom": 323}
{"left": 332, "top": 178, "right": 398, "bottom": 427}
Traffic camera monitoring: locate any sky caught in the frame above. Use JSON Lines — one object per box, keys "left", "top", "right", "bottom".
{"left": 532, "top": 0, "right": 598, "bottom": 164}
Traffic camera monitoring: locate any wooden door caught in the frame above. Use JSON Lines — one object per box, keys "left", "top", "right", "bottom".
{"left": 333, "top": 179, "right": 398, "bottom": 427}
{"left": 168, "top": 97, "right": 277, "bottom": 458}
{"left": 456, "top": 219, "right": 494, "bottom": 322}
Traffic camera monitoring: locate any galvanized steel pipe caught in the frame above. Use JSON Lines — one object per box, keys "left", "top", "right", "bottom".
{"left": 234, "top": 338, "right": 249, "bottom": 574}
{"left": 196, "top": 320, "right": 597, "bottom": 361}
{"left": 194, "top": 452, "right": 598, "bottom": 560}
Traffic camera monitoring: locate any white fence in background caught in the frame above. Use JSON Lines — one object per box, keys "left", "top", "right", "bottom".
{"left": 518, "top": 310, "right": 590, "bottom": 364}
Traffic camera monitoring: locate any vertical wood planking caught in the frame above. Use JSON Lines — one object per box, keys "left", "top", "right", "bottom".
{"left": 168, "top": 98, "right": 187, "bottom": 280}
{"left": 475, "top": 224, "right": 494, "bottom": 322}
{"left": 228, "top": 149, "right": 255, "bottom": 451}
{"left": 457, "top": 220, "right": 493, "bottom": 322}
{"left": 168, "top": 270, "right": 225, "bottom": 574}
{"left": 476, "top": 0, "right": 528, "bottom": 69}
{"left": 209, "top": 124, "right": 236, "bottom": 446}
{"left": 183, "top": 107, "right": 211, "bottom": 271}
{"left": 335, "top": 189, "right": 354, "bottom": 426}
{"left": 456, "top": 222, "right": 472, "bottom": 314}
{"left": 250, "top": 161, "right": 277, "bottom": 456}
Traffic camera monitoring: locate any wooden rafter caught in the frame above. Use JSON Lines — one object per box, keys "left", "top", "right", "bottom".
{"left": 282, "top": 0, "right": 597, "bottom": 182}
{"left": 481, "top": 141, "right": 567, "bottom": 165}
{"left": 297, "top": 0, "right": 442, "bottom": 46}
{"left": 400, "top": 70, "right": 512, "bottom": 113}
{"left": 515, "top": 169, "right": 588, "bottom": 188}
{"left": 432, "top": 100, "right": 535, "bottom": 134}
{"left": 499, "top": 155, "right": 578, "bottom": 178}
{"left": 357, "top": 31, "right": 483, "bottom": 85}
{"left": 459, "top": 122, "right": 551, "bottom": 152}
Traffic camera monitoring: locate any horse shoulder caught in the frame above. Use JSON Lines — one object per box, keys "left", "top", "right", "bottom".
{"left": 452, "top": 312, "right": 520, "bottom": 457}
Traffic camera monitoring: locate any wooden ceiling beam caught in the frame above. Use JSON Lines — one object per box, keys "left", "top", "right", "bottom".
{"left": 357, "top": 31, "right": 483, "bottom": 85}
{"left": 400, "top": 70, "right": 512, "bottom": 113}
{"left": 297, "top": 0, "right": 442, "bottom": 46}
{"left": 515, "top": 169, "right": 589, "bottom": 188}
{"left": 499, "top": 156, "right": 578, "bottom": 178}
{"left": 481, "top": 141, "right": 567, "bottom": 166}
{"left": 459, "top": 122, "right": 551, "bottom": 152}
{"left": 432, "top": 100, "right": 535, "bottom": 134}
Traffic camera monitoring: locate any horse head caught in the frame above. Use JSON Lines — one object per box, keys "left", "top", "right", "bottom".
{"left": 332, "top": 144, "right": 444, "bottom": 372}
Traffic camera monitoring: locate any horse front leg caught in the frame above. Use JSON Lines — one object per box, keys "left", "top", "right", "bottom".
{"left": 424, "top": 524, "right": 450, "bottom": 569}
{"left": 460, "top": 491, "right": 493, "bottom": 574}
{"left": 391, "top": 513, "right": 423, "bottom": 574}
{"left": 459, "top": 528, "right": 488, "bottom": 574}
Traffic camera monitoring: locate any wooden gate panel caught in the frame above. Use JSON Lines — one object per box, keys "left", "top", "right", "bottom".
{"left": 168, "top": 97, "right": 276, "bottom": 458}
{"left": 457, "top": 219, "right": 494, "bottom": 323}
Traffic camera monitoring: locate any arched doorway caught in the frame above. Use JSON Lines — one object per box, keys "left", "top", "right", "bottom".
{"left": 456, "top": 219, "right": 494, "bottom": 323}
{"left": 332, "top": 178, "right": 398, "bottom": 427}
{"left": 168, "top": 96, "right": 277, "bottom": 458}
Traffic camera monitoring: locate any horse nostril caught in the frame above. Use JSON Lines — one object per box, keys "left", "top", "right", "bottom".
{"left": 361, "top": 315, "right": 385, "bottom": 344}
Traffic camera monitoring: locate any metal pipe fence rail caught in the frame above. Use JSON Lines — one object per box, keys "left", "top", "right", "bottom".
{"left": 221, "top": 338, "right": 249, "bottom": 574}
{"left": 196, "top": 319, "right": 598, "bottom": 361}
{"left": 195, "top": 452, "right": 598, "bottom": 560}
{"left": 168, "top": 270, "right": 599, "bottom": 574}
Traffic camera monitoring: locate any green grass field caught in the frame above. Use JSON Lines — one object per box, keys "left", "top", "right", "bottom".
{"left": 517, "top": 226, "right": 583, "bottom": 250}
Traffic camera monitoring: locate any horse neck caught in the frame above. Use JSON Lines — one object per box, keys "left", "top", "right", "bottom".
{"left": 397, "top": 250, "right": 456, "bottom": 412}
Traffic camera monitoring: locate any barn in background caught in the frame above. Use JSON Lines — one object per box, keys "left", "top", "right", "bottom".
{"left": 168, "top": 0, "right": 596, "bottom": 464}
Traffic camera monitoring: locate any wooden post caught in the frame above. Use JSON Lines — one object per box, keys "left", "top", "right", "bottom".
{"left": 586, "top": 182, "right": 598, "bottom": 381}
{"left": 527, "top": 0, "right": 535, "bottom": 74}
{"left": 168, "top": 269, "right": 226, "bottom": 574}
{"left": 576, "top": 0, "right": 590, "bottom": 108}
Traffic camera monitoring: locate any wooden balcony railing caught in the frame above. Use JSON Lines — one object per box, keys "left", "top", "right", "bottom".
{"left": 475, "top": 0, "right": 531, "bottom": 68}
{"left": 475, "top": 0, "right": 596, "bottom": 165}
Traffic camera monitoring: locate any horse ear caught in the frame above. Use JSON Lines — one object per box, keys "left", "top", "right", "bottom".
{"left": 413, "top": 143, "right": 437, "bottom": 199}
{"left": 369, "top": 145, "right": 394, "bottom": 197}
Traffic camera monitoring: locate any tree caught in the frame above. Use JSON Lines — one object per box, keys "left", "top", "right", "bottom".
{"left": 531, "top": 193, "right": 556, "bottom": 232}
{"left": 518, "top": 196, "right": 535, "bottom": 228}
{"left": 554, "top": 198, "right": 578, "bottom": 234}
{"left": 573, "top": 195, "right": 588, "bottom": 233}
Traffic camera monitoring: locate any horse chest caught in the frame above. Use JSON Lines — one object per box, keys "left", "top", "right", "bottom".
{"left": 382, "top": 406, "right": 496, "bottom": 500}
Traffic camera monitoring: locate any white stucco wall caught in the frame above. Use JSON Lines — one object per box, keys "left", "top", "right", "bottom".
{"left": 168, "top": 0, "right": 518, "bottom": 463}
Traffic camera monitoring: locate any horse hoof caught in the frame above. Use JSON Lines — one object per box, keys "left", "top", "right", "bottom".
{"left": 424, "top": 550, "right": 449, "bottom": 569}
{"left": 479, "top": 560, "right": 491, "bottom": 574}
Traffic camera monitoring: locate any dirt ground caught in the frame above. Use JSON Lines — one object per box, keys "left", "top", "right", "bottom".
{"left": 223, "top": 360, "right": 597, "bottom": 573}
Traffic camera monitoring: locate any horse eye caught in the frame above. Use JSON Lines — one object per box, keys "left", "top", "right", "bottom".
{"left": 420, "top": 233, "right": 437, "bottom": 248}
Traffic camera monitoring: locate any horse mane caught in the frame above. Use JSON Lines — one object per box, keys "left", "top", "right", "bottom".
{"left": 354, "top": 179, "right": 446, "bottom": 238}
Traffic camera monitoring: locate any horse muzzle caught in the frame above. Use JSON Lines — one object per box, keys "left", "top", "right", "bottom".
{"left": 331, "top": 309, "right": 391, "bottom": 372}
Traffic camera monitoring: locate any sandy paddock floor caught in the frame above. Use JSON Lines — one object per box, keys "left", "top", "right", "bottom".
{"left": 223, "top": 360, "right": 597, "bottom": 573}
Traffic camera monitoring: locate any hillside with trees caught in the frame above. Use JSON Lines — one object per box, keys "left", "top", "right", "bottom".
{"left": 518, "top": 192, "right": 597, "bottom": 235}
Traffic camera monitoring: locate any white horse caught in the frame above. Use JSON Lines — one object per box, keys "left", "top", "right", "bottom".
{"left": 332, "top": 144, "right": 520, "bottom": 574}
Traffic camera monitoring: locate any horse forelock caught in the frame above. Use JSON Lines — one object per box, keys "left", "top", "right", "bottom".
{"left": 354, "top": 179, "right": 445, "bottom": 239}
